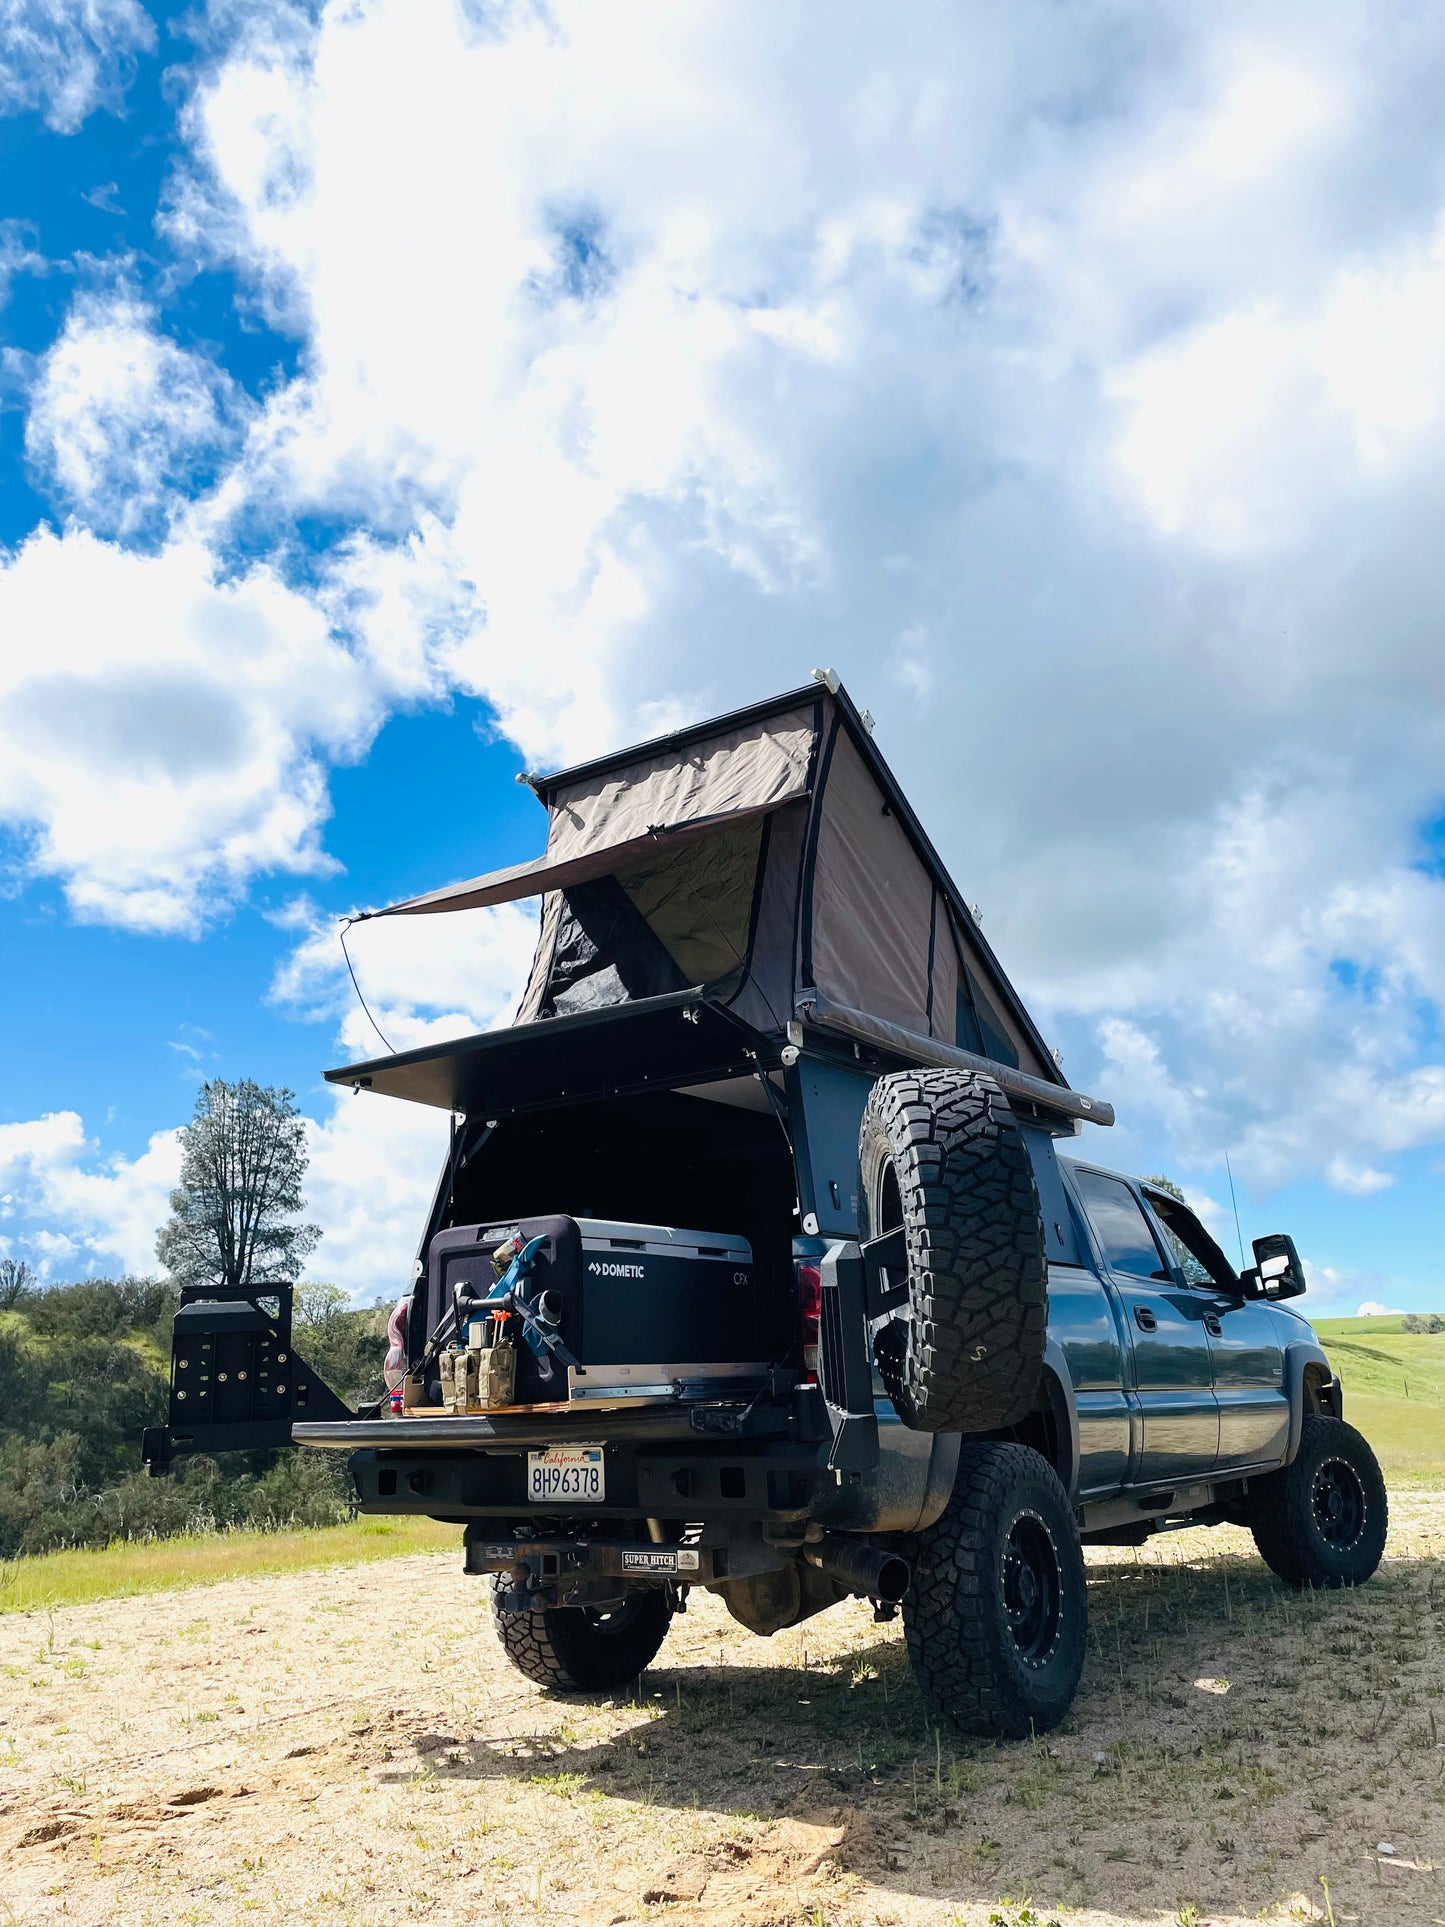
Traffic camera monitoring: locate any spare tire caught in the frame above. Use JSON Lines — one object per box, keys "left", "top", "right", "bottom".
{"left": 860, "top": 1069, "right": 1047, "bottom": 1433}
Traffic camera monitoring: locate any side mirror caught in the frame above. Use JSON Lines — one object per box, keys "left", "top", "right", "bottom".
{"left": 1240, "top": 1232, "right": 1306, "bottom": 1301}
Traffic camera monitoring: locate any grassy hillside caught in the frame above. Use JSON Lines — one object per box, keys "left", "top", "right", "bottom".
{"left": 1, "top": 1277, "right": 388, "bottom": 1559}
{"left": 1313, "top": 1314, "right": 1445, "bottom": 1480}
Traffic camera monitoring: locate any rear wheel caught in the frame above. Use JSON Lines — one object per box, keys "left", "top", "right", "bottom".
{"left": 903, "top": 1441, "right": 1087, "bottom": 1738}
{"left": 1249, "top": 1415, "right": 1387, "bottom": 1589}
{"left": 860, "top": 1069, "right": 1047, "bottom": 1431}
{"left": 491, "top": 1587, "right": 673, "bottom": 1691}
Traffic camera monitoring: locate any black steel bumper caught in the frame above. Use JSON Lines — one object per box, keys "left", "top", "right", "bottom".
{"left": 347, "top": 1430, "right": 824, "bottom": 1524}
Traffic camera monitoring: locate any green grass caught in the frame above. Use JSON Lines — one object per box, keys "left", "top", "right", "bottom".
{"left": 1343, "top": 1391, "right": 1445, "bottom": 1480}
{"left": 1312, "top": 1314, "right": 1445, "bottom": 1404}
{"left": 1310, "top": 1314, "right": 1445, "bottom": 1482}
{"left": 0, "top": 1516, "right": 459, "bottom": 1615}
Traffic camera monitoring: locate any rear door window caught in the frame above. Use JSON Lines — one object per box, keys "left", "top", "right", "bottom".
{"left": 1073, "top": 1169, "right": 1171, "bottom": 1281}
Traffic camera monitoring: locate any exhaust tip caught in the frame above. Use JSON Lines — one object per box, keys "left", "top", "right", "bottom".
{"left": 874, "top": 1554, "right": 910, "bottom": 1604}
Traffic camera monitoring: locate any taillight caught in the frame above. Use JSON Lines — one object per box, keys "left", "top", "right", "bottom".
{"left": 795, "top": 1261, "right": 821, "bottom": 1382}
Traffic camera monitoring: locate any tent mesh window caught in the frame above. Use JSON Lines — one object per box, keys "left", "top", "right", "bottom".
{"left": 538, "top": 816, "right": 767, "bottom": 1017}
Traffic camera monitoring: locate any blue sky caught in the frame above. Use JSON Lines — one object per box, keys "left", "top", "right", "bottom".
{"left": 2, "top": 1, "right": 1444, "bottom": 1310}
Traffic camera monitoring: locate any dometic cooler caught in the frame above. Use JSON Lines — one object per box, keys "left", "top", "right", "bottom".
{"left": 424, "top": 1215, "right": 764, "bottom": 1407}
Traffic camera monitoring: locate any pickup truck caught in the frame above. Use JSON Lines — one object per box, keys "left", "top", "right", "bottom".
{"left": 143, "top": 679, "right": 1386, "bottom": 1738}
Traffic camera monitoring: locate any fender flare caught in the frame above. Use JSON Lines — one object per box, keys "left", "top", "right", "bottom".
{"left": 1041, "top": 1339, "right": 1081, "bottom": 1501}
{"left": 1283, "top": 1340, "right": 1337, "bottom": 1465}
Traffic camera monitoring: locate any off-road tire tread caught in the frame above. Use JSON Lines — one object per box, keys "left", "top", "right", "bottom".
{"left": 1249, "top": 1414, "right": 1388, "bottom": 1590}
{"left": 490, "top": 1586, "right": 672, "bottom": 1691}
{"left": 861, "top": 1069, "right": 1047, "bottom": 1431}
{"left": 904, "top": 1441, "right": 1086, "bottom": 1739}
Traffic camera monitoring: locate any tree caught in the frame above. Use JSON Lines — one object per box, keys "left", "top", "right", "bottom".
{"left": 0, "top": 1256, "right": 34, "bottom": 1309}
{"left": 157, "top": 1081, "right": 320, "bottom": 1292}
{"left": 1142, "top": 1173, "right": 1186, "bottom": 1202}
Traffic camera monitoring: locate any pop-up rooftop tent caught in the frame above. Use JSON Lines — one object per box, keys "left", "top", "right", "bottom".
{"left": 330, "top": 680, "right": 1112, "bottom": 1134}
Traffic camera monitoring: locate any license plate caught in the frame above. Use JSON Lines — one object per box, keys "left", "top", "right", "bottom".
{"left": 527, "top": 1444, "right": 605, "bottom": 1504}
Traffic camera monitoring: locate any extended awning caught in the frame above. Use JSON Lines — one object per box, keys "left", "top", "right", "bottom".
{"left": 363, "top": 702, "right": 817, "bottom": 919}
{"left": 363, "top": 800, "right": 785, "bottom": 917}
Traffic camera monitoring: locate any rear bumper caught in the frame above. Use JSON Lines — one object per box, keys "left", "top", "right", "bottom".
{"left": 348, "top": 1433, "right": 823, "bottom": 1524}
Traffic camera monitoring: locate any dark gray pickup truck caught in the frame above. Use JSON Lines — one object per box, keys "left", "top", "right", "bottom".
{"left": 144, "top": 679, "right": 1386, "bottom": 1738}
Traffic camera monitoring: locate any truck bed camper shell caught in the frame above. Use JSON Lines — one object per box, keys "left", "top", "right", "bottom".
{"left": 328, "top": 680, "right": 1111, "bottom": 1132}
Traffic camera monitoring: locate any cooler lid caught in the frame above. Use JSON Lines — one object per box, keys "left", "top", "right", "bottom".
{"left": 576, "top": 1219, "right": 752, "bottom": 1262}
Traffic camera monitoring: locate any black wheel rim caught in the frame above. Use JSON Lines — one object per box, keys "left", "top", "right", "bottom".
{"left": 877, "top": 1159, "right": 903, "bottom": 1234}
{"left": 1312, "top": 1457, "right": 1366, "bottom": 1547}
{"left": 1002, "top": 1510, "right": 1062, "bottom": 1666}
{"left": 583, "top": 1597, "right": 648, "bottom": 1638}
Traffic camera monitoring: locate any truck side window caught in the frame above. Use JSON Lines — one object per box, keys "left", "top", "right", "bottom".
{"left": 1073, "top": 1169, "right": 1170, "bottom": 1281}
{"left": 1142, "top": 1187, "right": 1239, "bottom": 1292}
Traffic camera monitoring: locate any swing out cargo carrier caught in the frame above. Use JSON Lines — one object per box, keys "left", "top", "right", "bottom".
{"left": 143, "top": 676, "right": 1382, "bottom": 1738}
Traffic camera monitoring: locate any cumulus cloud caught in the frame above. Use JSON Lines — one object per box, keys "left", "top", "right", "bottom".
{"left": 0, "top": 527, "right": 378, "bottom": 930}
{"left": 271, "top": 894, "right": 539, "bottom": 1059}
{"left": 0, "top": 1110, "right": 180, "bottom": 1275}
{"left": 0, "top": 0, "right": 154, "bottom": 133}
{"left": 300, "top": 1089, "right": 447, "bottom": 1299}
{"left": 1356, "top": 1300, "right": 1404, "bottom": 1317}
{"left": 24, "top": 292, "right": 250, "bottom": 540}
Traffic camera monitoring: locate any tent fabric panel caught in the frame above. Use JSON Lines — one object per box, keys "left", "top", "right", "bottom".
{"left": 545, "top": 704, "right": 817, "bottom": 861}
{"left": 521, "top": 817, "right": 777, "bottom": 1026}
{"left": 928, "top": 889, "right": 959, "bottom": 1042}
{"left": 942, "top": 905, "right": 1053, "bottom": 1082}
{"left": 615, "top": 815, "right": 764, "bottom": 988}
{"left": 514, "top": 890, "right": 564, "bottom": 1026}
{"left": 537, "top": 876, "right": 690, "bottom": 1018}
{"left": 726, "top": 797, "right": 808, "bottom": 1035}
{"left": 805, "top": 725, "right": 934, "bottom": 1034}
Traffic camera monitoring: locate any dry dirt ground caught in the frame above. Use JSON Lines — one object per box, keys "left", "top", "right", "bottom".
{"left": 5, "top": 1495, "right": 1445, "bottom": 1927}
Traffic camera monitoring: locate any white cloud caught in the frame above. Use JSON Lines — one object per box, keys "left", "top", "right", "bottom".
{"left": 25, "top": 291, "right": 248, "bottom": 539}
{"left": 300, "top": 1089, "right": 446, "bottom": 1300}
{"left": 1325, "top": 1157, "right": 1395, "bottom": 1198}
{"left": 0, "top": 527, "right": 384, "bottom": 931}
{"left": 0, "top": 217, "right": 42, "bottom": 306}
{"left": 1356, "top": 1300, "right": 1404, "bottom": 1318}
{"left": 0, "top": 0, "right": 154, "bottom": 133}
{"left": 271, "top": 895, "right": 539, "bottom": 1059}
{"left": 0, "top": 1110, "right": 180, "bottom": 1276}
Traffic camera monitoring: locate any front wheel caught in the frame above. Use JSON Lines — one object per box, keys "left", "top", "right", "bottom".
{"left": 491, "top": 1586, "right": 673, "bottom": 1691}
{"left": 903, "top": 1441, "right": 1087, "bottom": 1739}
{"left": 1249, "top": 1415, "right": 1387, "bottom": 1589}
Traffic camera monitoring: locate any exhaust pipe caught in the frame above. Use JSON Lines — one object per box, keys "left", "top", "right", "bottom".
{"left": 805, "top": 1534, "right": 910, "bottom": 1603}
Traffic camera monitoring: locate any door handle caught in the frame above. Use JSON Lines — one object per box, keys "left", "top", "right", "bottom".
{"left": 1203, "top": 1313, "right": 1223, "bottom": 1337}
{"left": 1133, "top": 1305, "right": 1157, "bottom": 1333}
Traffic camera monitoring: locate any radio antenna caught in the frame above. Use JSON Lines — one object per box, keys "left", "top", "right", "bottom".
{"left": 1224, "top": 1151, "right": 1245, "bottom": 1268}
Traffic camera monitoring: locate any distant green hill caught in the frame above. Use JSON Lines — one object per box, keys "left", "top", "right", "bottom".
{"left": 1312, "top": 1315, "right": 1445, "bottom": 1481}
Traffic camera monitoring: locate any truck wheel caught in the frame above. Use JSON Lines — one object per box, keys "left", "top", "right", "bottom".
{"left": 860, "top": 1068, "right": 1046, "bottom": 1431}
{"left": 904, "top": 1441, "right": 1086, "bottom": 1739}
{"left": 490, "top": 1587, "right": 673, "bottom": 1692}
{"left": 1249, "top": 1415, "right": 1388, "bottom": 1589}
